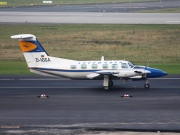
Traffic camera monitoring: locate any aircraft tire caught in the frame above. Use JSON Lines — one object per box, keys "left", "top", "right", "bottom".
{"left": 144, "top": 83, "right": 150, "bottom": 89}
{"left": 104, "top": 86, "right": 109, "bottom": 90}
{"left": 109, "top": 80, "right": 113, "bottom": 87}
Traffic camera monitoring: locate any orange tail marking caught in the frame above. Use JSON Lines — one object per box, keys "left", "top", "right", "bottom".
{"left": 19, "top": 41, "right": 37, "bottom": 52}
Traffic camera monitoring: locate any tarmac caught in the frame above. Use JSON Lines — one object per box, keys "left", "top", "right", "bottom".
{"left": 0, "top": 75, "right": 180, "bottom": 134}
{"left": 0, "top": 0, "right": 180, "bottom": 134}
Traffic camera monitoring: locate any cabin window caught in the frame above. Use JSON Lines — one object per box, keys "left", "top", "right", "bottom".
{"left": 121, "top": 63, "right": 128, "bottom": 68}
{"left": 92, "top": 64, "right": 98, "bottom": 69}
{"left": 112, "top": 64, "right": 118, "bottom": 69}
{"left": 81, "top": 64, "right": 87, "bottom": 69}
{"left": 70, "top": 65, "right": 77, "bottom": 69}
{"left": 102, "top": 63, "right": 108, "bottom": 69}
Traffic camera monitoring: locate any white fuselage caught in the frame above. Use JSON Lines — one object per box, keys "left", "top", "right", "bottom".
{"left": 28, "top": 54, "right": 146, "bottom": 79}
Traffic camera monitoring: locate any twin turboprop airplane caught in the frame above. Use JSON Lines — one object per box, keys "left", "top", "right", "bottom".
{"left": 11, "top": 34, "right": 167, "bottom": 90}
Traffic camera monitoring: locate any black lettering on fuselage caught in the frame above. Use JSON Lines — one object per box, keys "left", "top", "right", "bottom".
{"left": 36, "top": 58, "right": 51, "bottom": 62}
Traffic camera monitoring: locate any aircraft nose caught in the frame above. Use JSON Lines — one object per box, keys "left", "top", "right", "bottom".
{"left": 146, "top": 67, "right": 168, "bottom": 78}
{"left": 162, "top": 71, "right": 168, "bottom": 76}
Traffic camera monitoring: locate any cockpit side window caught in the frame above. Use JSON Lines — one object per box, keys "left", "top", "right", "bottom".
{"left": 128, "top": 62, "right": 134, "bottom": 68}
{"left": 121, "top": 63, "right": 128, "bottom": 68}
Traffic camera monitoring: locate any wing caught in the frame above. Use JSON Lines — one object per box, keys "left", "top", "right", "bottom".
{"left": 86, "top": 70, "right": 119, "bottom": 79}
{"left": 86, "top": 69, "right": 151, "bottom": 79}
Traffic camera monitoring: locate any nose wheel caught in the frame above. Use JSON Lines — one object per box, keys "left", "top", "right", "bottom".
{"left": 144, "top": 80, "right": 150, "bottom": 89}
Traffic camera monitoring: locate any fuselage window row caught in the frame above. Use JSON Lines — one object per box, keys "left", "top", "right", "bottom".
{"left": 70, "top": 63, "right": 128, "bottom": 69}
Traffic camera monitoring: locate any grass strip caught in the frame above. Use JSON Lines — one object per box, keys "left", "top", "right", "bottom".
{"left": 1, "top": 24, "right": 179, "bottom": 62}
{"left": 0, "top": 62, "right": 31, "bottom": 75}
{"left": 136, "top": 8, "right": 180, "bottom": 13}
{"left": 1, "top": 0, "right": 157, "bottom": 7}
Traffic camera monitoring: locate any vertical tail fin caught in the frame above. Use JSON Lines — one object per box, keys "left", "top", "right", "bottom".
{"left": 11, "top": 34, "right": 50, "bottom": 67}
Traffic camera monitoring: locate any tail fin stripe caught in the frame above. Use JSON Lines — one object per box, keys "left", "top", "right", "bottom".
{"left": 19, "top": 40, "right": 48, "bottom": 55}
{"left": 11, "top": 34, "right": 49, "bottom": 67}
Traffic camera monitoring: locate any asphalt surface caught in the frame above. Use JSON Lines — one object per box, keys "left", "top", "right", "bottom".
{"left": 0, "top": 0, "right": 180, "bottom": 24}
{"left": 1, "top": 12, "right": 179, "bottom": 24}
{"left": 0, "top": 0, "right": 179, "bottom": 12}
{"left": 0, "top": 75, "right": 180, "bottom": 134}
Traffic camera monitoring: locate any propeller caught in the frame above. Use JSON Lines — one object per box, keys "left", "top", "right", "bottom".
{"left": 144, "top": 61, "right": 149, "bottom": 79}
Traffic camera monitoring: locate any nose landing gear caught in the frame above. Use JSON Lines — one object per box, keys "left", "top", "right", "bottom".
{"left": 144, "top": 80, "right": 150, "bottom": 89}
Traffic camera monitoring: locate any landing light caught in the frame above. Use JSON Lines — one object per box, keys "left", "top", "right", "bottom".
{"left": 121, "top": 94, "right": 132, "bottom": 98}
{"left": 38, "top": 94, "right": 49, "bottom": 98}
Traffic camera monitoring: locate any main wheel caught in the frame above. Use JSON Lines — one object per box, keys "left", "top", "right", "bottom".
{"left": 144, "top": 83, "right": 150, "bottom": 89}
{"left": 104, "top": 86, "right": 109, "bottom": 90}
{"left": 109, "top": 80, "right": 113, "bottom": 87}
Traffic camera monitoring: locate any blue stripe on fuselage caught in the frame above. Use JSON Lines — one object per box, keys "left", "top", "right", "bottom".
{"left": 32, "top": 68, "right": 100, "bottom": 73}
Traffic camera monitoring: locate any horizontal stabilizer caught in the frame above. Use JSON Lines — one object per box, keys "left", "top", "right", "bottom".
{"left": 11, "top": 34, "right": 35, "bottom": 39}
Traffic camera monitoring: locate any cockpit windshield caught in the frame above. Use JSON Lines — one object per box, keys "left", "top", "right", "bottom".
{"left": 128, "top": 62, "right": 135, "bottom": 68}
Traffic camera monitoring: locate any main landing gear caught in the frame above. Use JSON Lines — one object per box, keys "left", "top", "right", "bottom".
{"left": 103, "top": 75, "right": 150, "bottom": 90}
{"left": 109, "top": 80, "right": 113, "bottom": 87}
{"left": 103, "top": 75, "right": 113, "bottom": 90}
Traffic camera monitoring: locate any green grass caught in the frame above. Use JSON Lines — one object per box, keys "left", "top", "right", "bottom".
{"left": 0, "top": 0, "right": 157, "bottom": 7}
{"left": 137, "top": 8, "right": 180, "bottom": 13}
{"left": 0, "top": 62, "right": 31, "bottom": 74}
{"left": 0, "top": 62, "right": 179, "bottom": 75}
{"left": 137, "top": 63, "right": 180, "bottom": 75}
{"left": 1, "top": 24, "right": 179, "bottom": 62}
{"left": 151, "top": 64, "right": 180, "bottom": 75}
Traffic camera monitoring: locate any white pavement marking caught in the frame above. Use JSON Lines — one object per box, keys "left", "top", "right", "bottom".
{"left": 0, "top": 79, "right": 14, "bottom": 80}
{"left": 166, "top": 21, "right": 180, "bottom": 23}
{"left": 113, "top": 7, "right": 146, "bottom": 8}
{"left": 19, "top": 78, "right": 70, "bottom": 80}
{"left": 0, "top": 87, "right": 94, "bottom": 89}
{"left": 0, "top": 78, "right": 69, "bottom": 80}
{"left": 150, "top": 78, "right": 180, "bottom": 80}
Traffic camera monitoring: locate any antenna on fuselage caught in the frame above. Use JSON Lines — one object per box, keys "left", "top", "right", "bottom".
{"left": 101, "top": 56, "right": 104, "bottom": 61}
